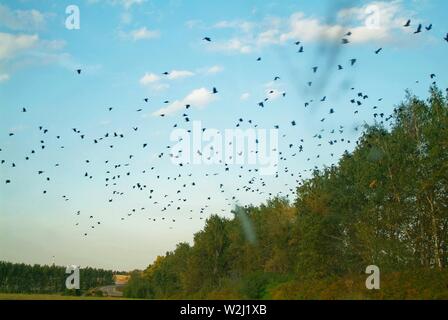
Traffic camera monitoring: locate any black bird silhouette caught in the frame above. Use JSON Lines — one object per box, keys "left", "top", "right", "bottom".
{"left": 298, "top": 46, "right": 304, "bottom": 53}
{"left": 342, "top": 38, "right": 350, "bottom": 44}
{"left": 76, "top": 69, "right": 81, "bottom": 74}
{"left": 203, "top": 37, "right": 211, "bottom": 42}
{"left": 350, "top": 59, "right": 357, "bottom": 66}
{"left": 414, "top": 24, "right": 422, "bottom": 34}
{"left": 444, "top": 33, "right": 448, "bottom": 42}
{"left": 212, "top": 87, "right": 218, "bottom": 94}
{"left": 404, "top": 19, "right": 411, "bottom": 27}
{"left": 375, "top": 48, "right": 382, "bottom": 54}
{"left": 425, "top": 24, "right": 432, "bottom": 31}
{"left": 256, "top": 57, "right": 261, "bottom": 61}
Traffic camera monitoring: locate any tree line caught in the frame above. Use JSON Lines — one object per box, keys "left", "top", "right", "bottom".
{"left": 124, "top": 86, "right": 448, "bottom": 299}
{"left": 0, "top": 261, "right": 116, "bottom": 295}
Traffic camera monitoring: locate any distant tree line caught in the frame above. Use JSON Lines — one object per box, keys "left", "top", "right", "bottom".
{"left": 0, "top": 261, "right": 116, "bottom": 295}
{"left": 124, "top": 86, "right": 448, "bottom": 299}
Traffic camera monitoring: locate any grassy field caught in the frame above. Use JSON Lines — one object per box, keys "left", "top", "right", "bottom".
{"left": 0, "top": 293, "right": 132, "bottom": 300}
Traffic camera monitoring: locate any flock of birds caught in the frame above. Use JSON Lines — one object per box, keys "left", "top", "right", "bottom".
{"left": 1, "top": 18, "right": 447, "bottom": 237}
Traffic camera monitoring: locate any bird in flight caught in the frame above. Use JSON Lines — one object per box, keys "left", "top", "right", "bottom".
{"left": 76, "top": 69, "right": 81, "bottom": 74}
{"left": 375, "top": 48, "right": 383, "bottom": 54}
{"left": 414, "top": 24, "right": 422, "bottom": 34}
{"left": 203, "top": 37, "right": 211, "bottom": 42}
{"left": 404, "top": 19, "right": 411, "bottom": 27}
{"left": 444, "top": 33, "right": 448, "bottom": 42}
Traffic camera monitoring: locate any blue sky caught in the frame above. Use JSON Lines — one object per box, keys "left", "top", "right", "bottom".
{"left": 0, "top": 0, "right": 447, "bottom": 271}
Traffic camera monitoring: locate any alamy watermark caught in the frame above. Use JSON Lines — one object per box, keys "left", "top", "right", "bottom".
{"left": 365, "top": 5, "right": 381, "bottom": 30}
{"left": 170, "top": 121, "right": 279, "bottom": 176}
{"left": 65, "top": 5, "right": 80, "bottom": 30}
{"left": 365, "top": 265, "right": 380, "bottom": 290}
{"left": 65, "top": 265, "right": 80, "bottom": 290}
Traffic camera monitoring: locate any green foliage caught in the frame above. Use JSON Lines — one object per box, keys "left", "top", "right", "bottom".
{"left": 0, "top": 261, "right": 117, "bottom": 295}
{"left": 123, "top": 270, "right": 153, "bottom": 299}
{"left": 122, "top": 87, "right": 448, "bottom": 299}
{"left": 240, "top": 272, "right": 289, "bottom": 299}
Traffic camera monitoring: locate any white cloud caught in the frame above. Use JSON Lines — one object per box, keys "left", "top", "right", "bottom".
{"left": 0, "top": 32, "right": 39, "bottom": 60}
{"left": 196, "top": 65, "right": 224, "bottom": 75}
{"left": 207, "top": 1, "right": 412, "bottom": 54}
{"left": 214, "top": 20, "right": 254, "bottom": 33}
{"left": 278, "top": 12, "right": 346, "bottom": 43}
{"left": 0, "top": 30, "right": 75, "bottom": 78}
{"left": 280, "top": 2, "right": 407, "bottom": 44}
{"left": 240, "top": 92, "right": 250, "bottom": 100}
{"left": 41, "top": 39, "right": 66, "bottom": 51}
{"left": 208, "top": 38, "right": 253, "bottom": 54}
{"left": 153, "top": 88, "right": 216, "bottom": 116}
{"left": 130, "top": 27, "right": 160, "bottom": 41}
{"left": 121, "top": 0, "right": 145, "bottom": 9}
{"left": 140, "top": 69, "right": 195, "bottom": 91}
{"left": 185, "top": 19, "right": 203, "bottom": 29}
{"left": 120, "top": 12, "right": 133, "bottom": 25}
{"left": 140, "top": 72, "right": 160, "bottom": 85}
{"left": 0, "top": 4, "right": 46, "bottom": 31}
{"left": 152, "top": 83, "right": 170, "bottom": 91}
{"left": 0, "top": 73, "right": 10, "bottom": 82}
{"left": 88, "top": 0, "right": 145, "bottom": 9}
{"left": 139, "top": 72, "right": 169, "bottom": 91}
{"left": 335, "top": 1, "right": 411, "bottom": 43}
{"left": 167, "top": 70, "right": 195, "bottom": 80}
{"left": 204, "top": 65, "right": 223, "bottom": 74}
